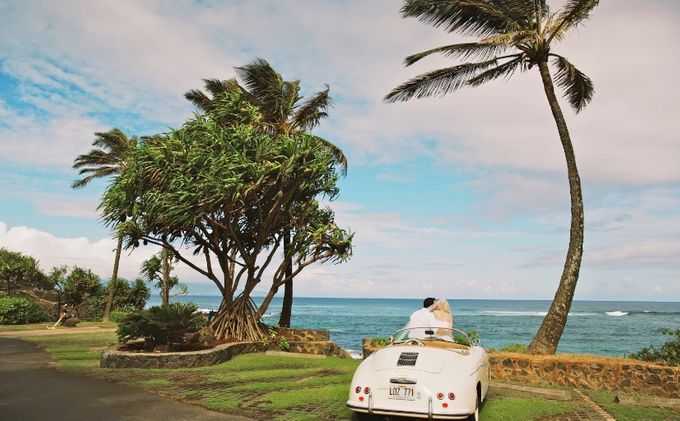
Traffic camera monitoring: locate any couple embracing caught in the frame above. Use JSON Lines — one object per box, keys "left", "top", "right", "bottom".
{"left": 405, "top": 297, "right": 453, "bottom": 330}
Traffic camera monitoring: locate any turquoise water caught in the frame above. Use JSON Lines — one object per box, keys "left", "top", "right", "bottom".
{"left": 148, "top": 296, "right": 680, "bottom": 358}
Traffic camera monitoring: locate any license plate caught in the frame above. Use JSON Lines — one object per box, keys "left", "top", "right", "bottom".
{"left": 388, "top": 385, "right": 415, "bottom": 400}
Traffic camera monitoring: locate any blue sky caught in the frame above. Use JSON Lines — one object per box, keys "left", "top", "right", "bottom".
{"left": 0, "top": 0, "right": 678, "bottom": 301}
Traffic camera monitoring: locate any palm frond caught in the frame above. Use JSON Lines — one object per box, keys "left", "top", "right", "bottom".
{"left": 468, "top": 55, "right": 524, "bottom": 86}
{"left": 281, "top": 80, "right": 301, "bottom": 126}
{"left": 291, "top": 85, "right": 332, "bottom": 131}
{"left": 235, "top": 58, "right": 287, "bottom": 122}
{"left": 479, "top": 30, "right": 535, "bottom": 47}
{"left": 185, "top": 78, "right": 247, "bottom": 112}
{"left": 490, "top": 0, "right": 544, "bottom": 28}
{"left": 385, "top": 58, "right": 506, "bottom": 102}
{"left": 551, "top": 54, "right": 593, "bottom": 113}
{"left": 548, "top": 0, "right": 599, "bottom": 43}
{"left": 72, "top": 129, "right": 136, "bottom": 188}
{"left": 404, "top": 42, "right": 510, "bottom": 66}
{"left": 309, "top": 134, "right": 348, "bottom": 176}
{"left": 184, "top": 89, "right": 212, "bottom": 111}
{"left": 401, "top": 0, "right": 525, "bottom": 37}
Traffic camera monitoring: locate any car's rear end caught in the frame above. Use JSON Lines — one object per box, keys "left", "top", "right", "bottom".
{"left": 347, "top": 345, "right": 478, "bottom": 419}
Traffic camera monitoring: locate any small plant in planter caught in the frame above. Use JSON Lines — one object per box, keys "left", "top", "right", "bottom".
{"left": 278, "top": 337, "right": 290, "bottom": 351}
{"left": 117, "top": 303, "right": 206, "bottom": 351}
{"left": 371, "top": 337, "right": 391, "bottom": 347}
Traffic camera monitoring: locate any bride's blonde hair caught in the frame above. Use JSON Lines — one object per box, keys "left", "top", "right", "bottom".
{"left": 430, "top": 299, "right": 451, "bottom": 313}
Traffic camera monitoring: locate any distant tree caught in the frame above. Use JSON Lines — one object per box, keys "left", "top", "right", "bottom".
{"left": 101, "top": 92, "right": 352, "bottom": 341}
{"left": 62, "top": 266, "right": 103, "bottom": 318}
{"left": 0, "top": 248, "right": 47, "bottom": 294}
{"left": 186, "top": 58, "right": 348, "bottom": 328}
{"left": 111, "top": 278, "right": 150, "bottom": 311}
{"left": 140, "top": 250, "right": 186, "bottom": 305}
{"left": 47, "top": 265, "right": 69, "bottom": 317}
{"left": 386, "top": 0, "right": 599, "bottom": 354}
{"left": 72, "top": 129, "right": 138, "bottom": 322}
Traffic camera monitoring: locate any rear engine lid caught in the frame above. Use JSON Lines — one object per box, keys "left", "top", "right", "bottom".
{"left": 374, "top": 346, "right": 447, "bottom": 374}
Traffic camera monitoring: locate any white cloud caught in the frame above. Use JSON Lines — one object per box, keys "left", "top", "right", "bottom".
{"left": 0, "top": 112, "right": 104, "bottom": 167}
{"left": 0, "top": 1, "right": 679, "bottom": 301}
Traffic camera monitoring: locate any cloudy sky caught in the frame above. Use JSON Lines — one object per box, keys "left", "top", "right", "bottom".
{"left": 0, "top": 0, "right": 678, "bottom": 301}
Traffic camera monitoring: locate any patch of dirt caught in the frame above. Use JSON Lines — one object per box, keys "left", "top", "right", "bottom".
{"left": 117, "top": 340, "right": 231, "bottom": 353}
{"left": 295, "top": 369, "right": 342, "bottom": 383}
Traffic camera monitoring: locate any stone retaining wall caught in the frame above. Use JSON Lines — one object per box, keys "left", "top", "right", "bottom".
{"left": 277, "top": 328, "right": 330, "bottom": 342}
{"left": 361, "top": 339, "right": 679, "bottom": 398}
{"left": 287, "top": 340, "right": 350, "bottom": 358}
{"left": 101, "top": 328, "right": 348, "bottom": 369}
{"left": 101, "top": 342, "right": 264, "bottom": 369}
{"left": 490, "top": 352, "right": 679, "bottom": 398}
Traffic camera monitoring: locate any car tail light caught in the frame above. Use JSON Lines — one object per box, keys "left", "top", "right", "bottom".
{"left": 436, "top": 392, "right": 445, "bottom": 400}
{"left": 363, "top": 387, "right": 371, "bottom": 394}
{"left": 442, "top": 402, "right": 449, "bottom": 408}
{"left": 448, "top": 392, "right": 456, "bottom": 400}
{"left": 355, "top": 386, "right": 361, "bottom": 394}
{"left": 359, "top": 396, "right": 365, "bottom": 402}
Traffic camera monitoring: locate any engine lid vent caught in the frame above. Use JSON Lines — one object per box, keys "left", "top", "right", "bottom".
{"left": 397, "top": 352, "right": 419, "bottom": 366}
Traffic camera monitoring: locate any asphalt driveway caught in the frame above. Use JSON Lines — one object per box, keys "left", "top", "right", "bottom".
{"left": 0, "top": 337, "right": 251, "bottom": 421}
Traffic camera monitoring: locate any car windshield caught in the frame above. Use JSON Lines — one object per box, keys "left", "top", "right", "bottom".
{"left": 392, "top": 327, "right": 473, "bottom": 345}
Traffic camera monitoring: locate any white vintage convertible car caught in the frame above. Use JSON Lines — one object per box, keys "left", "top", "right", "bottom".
{"left": 347, "top": 327, "right": 489, "bottom": 420}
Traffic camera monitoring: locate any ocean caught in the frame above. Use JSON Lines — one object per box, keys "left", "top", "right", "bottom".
{"left": 147, "top": 296, "right": 680, "bottom": 358}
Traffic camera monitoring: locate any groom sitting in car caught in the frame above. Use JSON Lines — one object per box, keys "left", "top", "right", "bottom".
{"left": 404, "top": 297, "right": 438, "bottom": 337}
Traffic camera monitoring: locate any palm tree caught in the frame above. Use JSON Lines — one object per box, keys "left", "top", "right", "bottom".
{"left": 386, "top": 0, "right": 599, "bottom": 354}
{"left": 72, "top": 128, "right": 138, "bottom": 322}
{"left": 185, "top": 58, "right": 348, "bottom": 327}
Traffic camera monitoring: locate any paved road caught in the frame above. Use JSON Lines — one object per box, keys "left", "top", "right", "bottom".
{"left": 0, "top": 337, "right": 251, "bottom": 421}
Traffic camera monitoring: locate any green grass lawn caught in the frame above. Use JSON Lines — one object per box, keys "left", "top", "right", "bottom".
{"left": 20, "top": 331, "right": 677, "bottom": 420}
{"left": 587, "top": 390, "right": 680, "bottom": 421}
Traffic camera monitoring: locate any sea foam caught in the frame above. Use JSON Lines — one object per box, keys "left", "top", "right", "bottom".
{"left": 606, "top": 311, "right": 629, "bottom": 317}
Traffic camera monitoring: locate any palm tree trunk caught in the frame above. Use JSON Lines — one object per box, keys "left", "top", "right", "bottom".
{"left": 528, "top": 61, "right": 585, "bottom": 355}
{"left": 102, "top": 235, "right": 123, "bottom": 322}
{"left": 278, "top": 230, "right": 293, "bottom": 327}
{"left": 161, "top": 247, "right": 170, "bottom": 305}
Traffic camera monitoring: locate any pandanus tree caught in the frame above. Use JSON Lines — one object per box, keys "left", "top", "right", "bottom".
{"left": 386, "top": 0, "right": 599, "bottom": 354}
{"left": 72, "top": 129, "right": 137, "bottom": 322}
{"left": 101, "top": 92, "right": 352, "bottom": 341}
{"left": 185, "top": 58, "right": 348, "bottom": 327}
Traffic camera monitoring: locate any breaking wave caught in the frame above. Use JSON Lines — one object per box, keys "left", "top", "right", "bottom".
{"left": 482, "top": 311, "right": 598, "bottom": 317}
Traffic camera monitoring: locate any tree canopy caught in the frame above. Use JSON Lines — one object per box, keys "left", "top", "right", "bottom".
{"left": 101, "top": 91, "right": 352, "bottom": 340}
{"left": 0, "top": 248, "right": 48, "bottom": 294}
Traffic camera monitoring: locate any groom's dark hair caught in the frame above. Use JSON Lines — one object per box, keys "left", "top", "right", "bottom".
{"left": 423, "top": 297, "right": 436, "bottom": 308}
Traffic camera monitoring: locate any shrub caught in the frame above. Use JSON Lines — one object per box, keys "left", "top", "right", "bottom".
{"left": 109, "top": 309, "right": 130, "bottom": 323}
{"left": 117, "top": 303, "right": 205, "bottom": 348}
{"left": 628, "top": 329, "right": 680, "bottom": 366}
{"left": 0, "top": 297, "right": 49, "bottom": 325}
{"left": 499, "top": 343, "right": 528, "bottom": 353}
{"left": 371, "top": 337, "right": 391, "bottom": 347}
{"left": 278, "top": 337, "right": 290, "bottom": 351}
{"left": 454, "top": 329, "right": 480, "bottom": 346}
